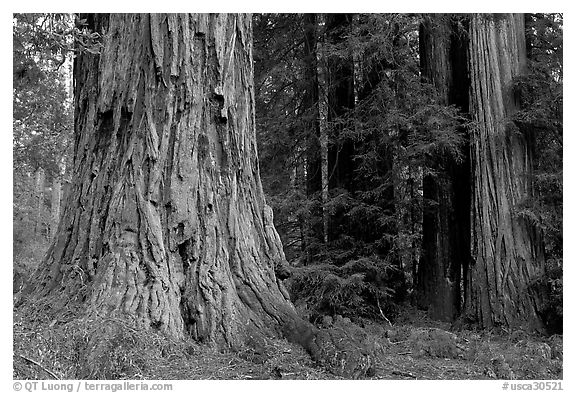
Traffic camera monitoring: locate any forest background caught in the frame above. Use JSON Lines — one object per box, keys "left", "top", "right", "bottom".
{"left": 9, "top": 9, "right": 566, "bottom": 381}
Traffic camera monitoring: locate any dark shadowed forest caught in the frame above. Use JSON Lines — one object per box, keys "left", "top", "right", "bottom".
{"left": 13, "top": 13, "right": 562, "bottom": 381}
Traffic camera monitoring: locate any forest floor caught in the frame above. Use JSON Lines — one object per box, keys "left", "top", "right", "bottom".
{"left": 13, "top": 303, "right": 562, "bottom": 381}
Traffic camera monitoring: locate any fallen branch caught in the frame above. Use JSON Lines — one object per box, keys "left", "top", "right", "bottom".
{"left": 376, "top": 296, "right": 393, "bottom": 327}
{"left": 17, "top": 354, "right": 60, "bottom": 379}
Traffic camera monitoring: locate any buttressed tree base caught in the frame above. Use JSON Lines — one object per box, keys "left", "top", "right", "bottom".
{"left": 19, "top": 13, "right": 374, "bottom": 378}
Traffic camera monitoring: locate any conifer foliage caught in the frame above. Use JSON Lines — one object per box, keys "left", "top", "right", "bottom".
{"left": 13, "top": 14, "right": 563, "bottom": 371}
{"left": 253, "top": 13, "right": 562, "bottom": 332}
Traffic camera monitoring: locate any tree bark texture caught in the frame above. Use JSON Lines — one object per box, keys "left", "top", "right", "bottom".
{"left": 51, "top": 176, "right": 61, "bottom": 238}
{"left": 26, "top": 13, "right": 297, "bottom": 345}
{"left": 465, "top": 13, "right": 545, "bottom": 330}
{"left": 417, "top": 15, "right": 471, "bottom": 322}
{"left": 22, "top": 13, "right": 374, "bottom": 377}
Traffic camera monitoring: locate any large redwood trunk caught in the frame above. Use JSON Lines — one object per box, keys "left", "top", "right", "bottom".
{"left": 21, "top": 13, "right": 374, "bottom": 377}
{"left": 25, "top": 13, "right": 300, "bottom": 345}
{"left": 465, "top": 13, "right": 545, "bottom": 330}
{"left": 416, "top": 14, "right": 470, "bottom": 321}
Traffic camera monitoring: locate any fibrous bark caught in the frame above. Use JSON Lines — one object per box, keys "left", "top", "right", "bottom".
{"left": 21, "top": 13, "right": 373, "bottom": 377}
{"left": 465, "top": 13, "right": 545, "bottom": 330}
{"left": 26, "top": 11, "right": 292, "bottom": 344}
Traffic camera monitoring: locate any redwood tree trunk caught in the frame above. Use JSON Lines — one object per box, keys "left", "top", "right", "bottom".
{"left": 465, "top": 13, "right": 545, "bottom": 330}
{"left": 416, "top": 14, "right": 470, "bottom": 321}
{"left": 22, "top": 13, "right": 373, "bottom": 377}
{"left": 26, "top": 12, "right": 299, "bottom": 345}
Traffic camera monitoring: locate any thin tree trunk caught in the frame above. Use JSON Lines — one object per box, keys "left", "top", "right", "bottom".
{"left": 304, "top": 14, "right": 321, "bottom": 197}
{"left": 317, "top": 14, "right": 329, "bottom": 244}
{"left": 50, "top": 176, "right": 61, "bottom": 238}
{"left": 34, "top": 167, "right": 45, "bottom": 237}
{"left": 465, "top": 13, "right": 545, "bottom": 330}
{"left": 21, "top": 13, "right": 373, "bottom": 377}
{"left": 302, "top": 13, "right": 325, "bottom": 252}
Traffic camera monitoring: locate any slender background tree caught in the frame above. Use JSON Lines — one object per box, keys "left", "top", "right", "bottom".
{"left": 13, "top": 12, "right": 563, "bottom": 380}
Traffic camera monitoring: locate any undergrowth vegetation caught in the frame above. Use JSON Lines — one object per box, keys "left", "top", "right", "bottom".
{"left": 254, "top": 13, "right": 563, "bottom": 335}
{"left": 13, "top": 12, "right": 562, "bottom": 381}
{"left": 287, "top": 257, "right": 400, "bottom": 323}
{"left": 13, "top": 300, "right": 333, "bottom": 380}
{"left": 14, "top": 302, "right": 562, "bottom": 380}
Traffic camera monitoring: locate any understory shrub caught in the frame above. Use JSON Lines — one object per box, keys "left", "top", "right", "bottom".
{"left": 287, "top": 255, "right": 399, "bottom": 323}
